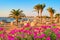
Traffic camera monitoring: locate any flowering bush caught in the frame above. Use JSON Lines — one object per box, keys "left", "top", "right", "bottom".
{"left": 0, "top": 24, "right": 60, "bottom": 40}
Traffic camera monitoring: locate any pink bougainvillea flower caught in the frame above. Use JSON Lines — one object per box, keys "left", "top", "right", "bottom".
{"left": 38, "top": 34, "right": 46, "bottom": 38}
{"left": 41, "top": 26, "right": 51, "bottom": 29}
{"left": 29, "top": 27, "right": 33, "bottom": 30}
{"left": 34, "top": 28, "right": 40, "bottom": 30}
{"left": 34, "top": 34, "right": 38, "bottom": 39}
{"left": 33, "top": 28, "right": 40, "bottom": 33}
{"left": 0, "top": 34, "right": 4, "bottom": 38}
{"left": 41, "top": 26, "right": 47, "bottom": 29}
{"left": 56, "top": 33, "right": 60, "bottom": 38}
{"left": 34, "top": 28, "right": 40, "bottom": 31}
{"left": 52, "top": 28, "right": 59, "bottom": 34}
{"left": 52, "top": 24, "right": 56, "bottom": 26}
{"left": 47, "top": 26, "right": 51, "bottom": 28}
{"left": 8, "top": 35, "right": 15, "bottom": 40}
{"left": 9, "top": 29, "right": 19, "bottom": 34}
{"left": 33, "top": 31, "right": 40, "bottom": 36}
{"left": 19, "top": 29, "right": 25, "bottom": 33}
{"left": 20, "top": 33, "right": 25, "bottom": 38}
{"left": 21, "top": 30, "right": 31, "bottom": 35}
{"left": 0, "top": 27, "right": 4, "bottom": 31}
{"left": 46, "top": 36, "right": 51, "bottom": 40}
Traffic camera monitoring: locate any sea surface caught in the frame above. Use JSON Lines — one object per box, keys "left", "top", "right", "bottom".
{"left": 0, "top": 17, "right": 32, "bottom": 22}
{"left": 0, "top": 17, "right": 14, "bottom": 22}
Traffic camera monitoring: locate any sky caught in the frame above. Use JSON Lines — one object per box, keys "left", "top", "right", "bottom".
{"left": 0, "top": 0, "right": 60, "bottom": 17}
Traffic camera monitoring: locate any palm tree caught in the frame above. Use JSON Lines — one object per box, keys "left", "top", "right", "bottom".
{"left": 47, "top": 7, "right": 55, "bottom": 24}
{"left": 9, "top": 9, "right": 25, "bottom": 26}
{"left": 34, "top": 4, "right": 45, "bottom": 23}
{"left": 55, "top": 13, "right": 60, "bottom": 23}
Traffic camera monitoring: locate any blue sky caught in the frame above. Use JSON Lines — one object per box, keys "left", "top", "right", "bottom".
{"left": 0, "top": 0, "right": 60, "bottom": 17}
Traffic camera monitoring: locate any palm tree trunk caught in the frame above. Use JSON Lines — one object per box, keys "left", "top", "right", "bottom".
{"left": 51, "top": 17, "right": 53, "bottom": 24}
{"left": 58, "top": 18, "right": 60, "bottom": 22}
{"left": 57, "top": 17, "right": 59, "bottom": 23}
{"left": 16, "top": 18, "right": 18, "bottom": 26}
{"left": 40, "top": 10, "right": 42, "bottom": 24}
{"left": 50, "top": 14, "right": 53, "bottom": 24}
{"left": 38, "top": 10, "right": 39, "bottom": 16}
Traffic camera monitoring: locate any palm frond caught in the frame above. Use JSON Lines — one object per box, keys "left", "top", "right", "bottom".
{"left": 55, "top": 13, "right": 60, "bottom": 17}
{"left": 9, "top": 9, "right": 25, "bottom": 19}
{"left": 47, "top": 7, "right": 55, "bottom": 14}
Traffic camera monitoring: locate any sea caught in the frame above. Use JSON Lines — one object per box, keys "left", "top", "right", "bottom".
{"left": 0, "top": 17, "right": 32, "bottom": 22}
{"left": 0, "top": 17, "right": 14, "bottom": 22}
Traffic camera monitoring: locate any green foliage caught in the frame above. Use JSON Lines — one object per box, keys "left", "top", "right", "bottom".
{"left": 16, "top": 36, "right": 21, "bottom": 40}
{"left": 52, "top": 26, "right": 56, "bottom": 28}
{"left": 41, "top": 38, "right": 45, "bottom": 40}
{"left": 50, "top": 32, "right": 56, "bottom": 40}
{"left": 44, "top": 29, "right": 51, "bottom": 36}
{"left": 37, "top": 34, "right": 41, "bottom": 36}
{"left": 25, "top": 27, "right": 30, "bottom": 30}
{"left": 0, "top": 31, "right": 3, "bottom": 34}
{"left": 0, "top": 38, "right": 3, "bottom": 40}
{"left": 27, "top": 36, "right": 34, "bottom": 40}
{"left": 36, "top": 38, "right": 45, "bottom": 40}
{"left": 31, "top": 36, "right": 34, "bottom": 40}
{"left": 36, "top": 38, "right": 41, "bottom": 40}
{"left": 21, "top": 38, "right": 27, "bottom": 40}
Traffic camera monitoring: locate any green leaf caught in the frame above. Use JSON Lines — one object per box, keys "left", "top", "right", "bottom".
{"left": 16, "top": 36, "right": 21, "bottom": 40}
{"left": 0, "top": 31, "right": 3, "bottom": 34}
{"left": 52, "top": 26, "right": 56, "bottom": 28}
{"left": 37, "top": 34, "right": 41, "bottom": 36}
{"left": 44, "top": 29, "right": 51, "bottom": 36}
{"left": 41, "top": 38, "right": 45, "bottom": 40}
{"left": 25, "top": 28, "right": 30, "bottom": 30}
{"left": 27, "top": 35, "right": 34, "bottom": 40}
{"left": 31, "top": 36, "right": 34, "bottom": 40}
{"left": 36, "top": 38, "right": 41, "bottom": 40}
{"left": 50, "top": 32, "right": 56, "bottom": 40}
{"left": 21, "top": 38, "right": 27, "bottom": 40}
{"left": 0, "top": 38, "right": 2, "bottom": 40}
